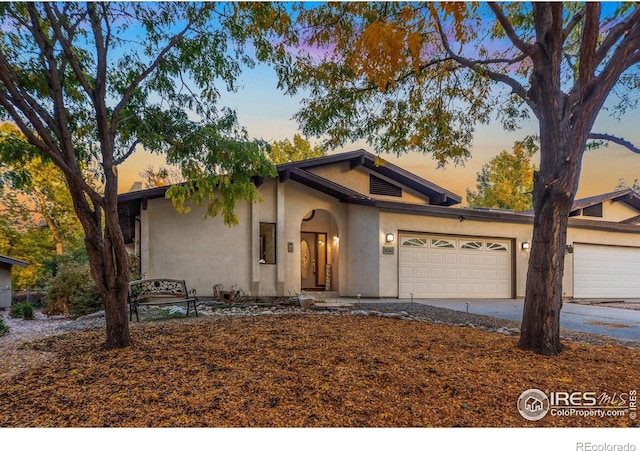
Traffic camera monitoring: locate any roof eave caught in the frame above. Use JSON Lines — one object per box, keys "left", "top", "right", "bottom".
{"left": 0, "top": 255, "right": 29, "bottom": 267}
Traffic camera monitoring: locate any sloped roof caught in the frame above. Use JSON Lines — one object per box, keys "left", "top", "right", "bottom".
{"left": 570, "top": 188, "right": 640, "bottom": 212}
{"left": 117, "top": 149, "right": 464, "bottom": 243}
{"left": 277, "top": 149, "right": 461, "bottom": 206}
{"left": 521, "top": 188, "right": 640, "bottom": 217}
{"left": 0, "top": 255, "right": 28, "bottom": 267}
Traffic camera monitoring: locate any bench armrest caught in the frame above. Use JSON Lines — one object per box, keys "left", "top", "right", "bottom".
{"left": 188, "top": 288, "right": 197, "bottom": 296}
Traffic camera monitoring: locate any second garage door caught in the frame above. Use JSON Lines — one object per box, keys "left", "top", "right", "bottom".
{"left": 573, "top": 243, "right": 640, "bottom": 298}
{"left": 398, "top": 234, "right": 512, "bottom": 299}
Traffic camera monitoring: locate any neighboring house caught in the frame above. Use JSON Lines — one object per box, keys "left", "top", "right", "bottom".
{"left": 117, "top": 149, "right": 640, "bottom": 300}
{"left": 0, "top": 255, "right": 28, "bottom": 309}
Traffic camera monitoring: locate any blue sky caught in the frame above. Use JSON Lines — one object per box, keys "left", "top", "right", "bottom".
{"left": 118, "top": 3, "right": 640, "bottom": 204}
{"left": 119, "top": 58, "right": 640, "bottom": 203}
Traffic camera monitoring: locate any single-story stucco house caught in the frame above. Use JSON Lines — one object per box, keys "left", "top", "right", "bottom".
{"left": 0, "top": 254, "right": 28, "bottom": 309}
{"left": 117, "top": 149, "right": 640, "bottom": 300}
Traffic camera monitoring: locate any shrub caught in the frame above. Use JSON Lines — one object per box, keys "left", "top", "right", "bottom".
{"left": 9, "top": 302, "right": 24, "bottom": 318}
{"left": 9, "top": 302, "right": 34, "bottom": 320}
{"left": 21, "top": 302, "right": 34, "bottom": 320}
{"left": 71, "top": 283, "right": 103, "bottom": 317}
{"left": 0, "top": 315, "right": 8, "bottom": 336}
{"left": 44, "top": 260, "right": 103, "bottom": 317}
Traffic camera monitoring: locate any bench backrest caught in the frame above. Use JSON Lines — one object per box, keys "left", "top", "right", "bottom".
{"left": 129, "top": 279, "right": 187, "bottom": 301}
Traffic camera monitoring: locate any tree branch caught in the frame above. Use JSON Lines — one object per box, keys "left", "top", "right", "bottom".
{"left": 563, "top": 6, "right": 585, "bottom": 42}
{"left": 110, "top": 5, "right": 212, "bottom": 129}
{"left": 594, "top": 5, "right": 640, "bottom": 67}
{"left": 589, "top": 133, "right": 640, "bottom": 154}
{"left": 433, "top": 13, "right": 534, "bottom": 114}
{"left": 114, "top": 139, "right": 140, "bottom": 165}
{"left": 487, "top": 2, "right": 535, "bottom": 57}
{"left": 27, "top": 4, "right": 76, "bottom": 165}
{"left": 582, "top": 18, "right": 640, "bottom": 116}
{"left": 45, "top": 3, "right": 94, "bottom": 96}
{"left": 578, "top": 3, "right": 600, "bottom": 97}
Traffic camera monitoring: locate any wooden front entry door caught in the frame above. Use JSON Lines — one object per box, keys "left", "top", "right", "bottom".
{"left": 301, "top": 232, "right": 327, "bottom": 289}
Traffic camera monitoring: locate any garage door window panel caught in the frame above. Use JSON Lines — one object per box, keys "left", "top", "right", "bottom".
{"left": 461, "top": 241, "right": 483, "bottom": 250}
{"left": 487, "top": 242, "right": 508, "bottom": 252}
{"left": 432, "top": 238, "right": 456, "bottom": 249}
{"left": 401, "top": 238, "right": 428, "bottom": 247}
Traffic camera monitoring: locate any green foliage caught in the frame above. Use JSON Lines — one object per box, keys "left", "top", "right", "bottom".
{"left": 0, "top": 315, "right": 8, "bottom": 336}
{"left": 21, "top": 303, "right": 34, "bottom": 320}
{"left": 128, "top": 253, "right": 142, "bottom": 282}
{"left": 139, "top": 166, "right": 184, "bottom": 189}
{"left": 9, "top": 302, "right": 33, "bottom": 319}
{"left": 9, "top": 302, "right": 23, "bottom": 319}
{"left": 615, "top": 178, "right": 640, "bottom": 194}
{"left": 466, "top": 137, "right": 538, "bottom": 211}
{"left": 0, "top": 124, "right": 85, "bottom": 289}
{"left": 71, "top": 284, "right": 104, "bottom": 318}
{"left": 269, "top": 134, "right": 325, "bottom": 164}
{"left": 0, "top": 2, "right": 291, "bottom": 346}
{"left": 281, "top": 3, "right": 640, "bottom": 162}
{"left": 44, "top": 259, "right": 102, "bottom": 317}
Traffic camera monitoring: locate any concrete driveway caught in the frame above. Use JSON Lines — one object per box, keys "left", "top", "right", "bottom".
{"left": 410, "top": 298, "right": 640, "bottom": 341}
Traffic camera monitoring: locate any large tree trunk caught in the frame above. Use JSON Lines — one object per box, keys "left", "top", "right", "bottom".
{"left": 519, "top": 136, "right": 580, "bottom": 355}
{"left": 518, "top": 3, "right": 575, "bottom": 355}
{"left": 66, "top": 164, "right": 131, "bottom": 350}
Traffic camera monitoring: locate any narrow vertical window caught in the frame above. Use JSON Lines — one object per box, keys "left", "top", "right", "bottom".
{"left": 260, "top": 222, "right": 276, "bottom": 264}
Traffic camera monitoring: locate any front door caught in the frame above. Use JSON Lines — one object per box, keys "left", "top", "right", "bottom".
{"left": 301, "top": 232, "right": 327, "bottom": 290}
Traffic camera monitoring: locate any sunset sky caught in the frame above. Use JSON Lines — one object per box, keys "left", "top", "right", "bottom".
{"left": 118, "top": 43, "right": 640, "bottom": 206}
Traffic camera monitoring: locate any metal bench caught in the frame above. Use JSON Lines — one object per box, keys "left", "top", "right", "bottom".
{"left": 128, "top": 279, "right": 198, "bottom": 322}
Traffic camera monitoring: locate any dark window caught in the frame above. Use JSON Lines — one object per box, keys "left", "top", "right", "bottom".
{"left": 370, "top": 174, "right": 402, "bottom": 197}
{"left": 259, "top": 223, "right": 276, "bottom": 264}
{"left": 582, "top": 203, "right": 603, "bottom": 218}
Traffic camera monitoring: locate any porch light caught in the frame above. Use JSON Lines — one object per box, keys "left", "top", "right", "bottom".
{"left": 386, "top": 233, "right": 395, "bottom": 243}
{"left": 521, "top": 241, "right": 531, "bottom": 250}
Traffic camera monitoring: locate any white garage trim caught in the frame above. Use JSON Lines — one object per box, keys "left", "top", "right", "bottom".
{"left": 398, "top": 234, "right": 513, "bottom": 299}
{"left": 573, "top": 243, "right": 640, "bottom": 299}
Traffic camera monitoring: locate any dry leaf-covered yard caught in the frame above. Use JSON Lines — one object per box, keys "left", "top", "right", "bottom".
{"left": 0, "top": 313, "right": 638, "bottom": 427}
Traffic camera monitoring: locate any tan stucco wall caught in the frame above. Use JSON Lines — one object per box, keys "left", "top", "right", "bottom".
{"left": 138, "top": 178, "right": 640, "bottom": 301}
{"left": 140, "top": 178, "right": 351, "bottom": 297}
{"left": 309, "top": 163, "right": 430, "bottom": 204}
{"left": 599, "top": 201, "right": 639, "bottom": 222}
{"left": 141, "top": 198, "right": 253, "bottom": 296}
{"left": 279, "top": 180, "right": 349, "bottom": 296}
{"left": 0, "top": 264, "right": 11, "bottom": 309}
{"left": 346, "top": 204, "right": 381, "bottom": 297}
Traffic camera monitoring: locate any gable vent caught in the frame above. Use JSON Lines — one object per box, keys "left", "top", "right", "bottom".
{"left": 370, "top": 174, "right": 402, "bottom": 197}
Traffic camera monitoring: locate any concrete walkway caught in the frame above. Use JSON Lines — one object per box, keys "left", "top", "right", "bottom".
{"left": 325, "top": 297, "right": 640, "bottom": 342}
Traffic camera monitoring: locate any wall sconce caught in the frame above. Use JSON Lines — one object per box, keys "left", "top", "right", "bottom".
{"left": 565, "top": 244, "right": 574, "bottom": 254}
{"left": 521, "top": 241, "right": 531, "bottom": 250}
{"left": 386, "top": 233, "right": 395, "bottom": 243}
{"left": 333, "top": 236, "right": 339, "bottom": 244}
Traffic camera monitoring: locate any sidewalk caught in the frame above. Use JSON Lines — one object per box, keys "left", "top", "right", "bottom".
{"left": 323, "top": 296, "right": 640, "bottom": 342}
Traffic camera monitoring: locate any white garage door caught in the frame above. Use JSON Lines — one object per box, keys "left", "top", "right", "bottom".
{"left": 398, "top": 234, "right": 512, "bottom": 299}
{"left": 573, "top": 244, "right": 640, "bottom": 298}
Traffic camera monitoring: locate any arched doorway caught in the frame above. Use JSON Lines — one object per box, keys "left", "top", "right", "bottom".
{"left": 300, "top": 209, "right": 339, "bottom": 292}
